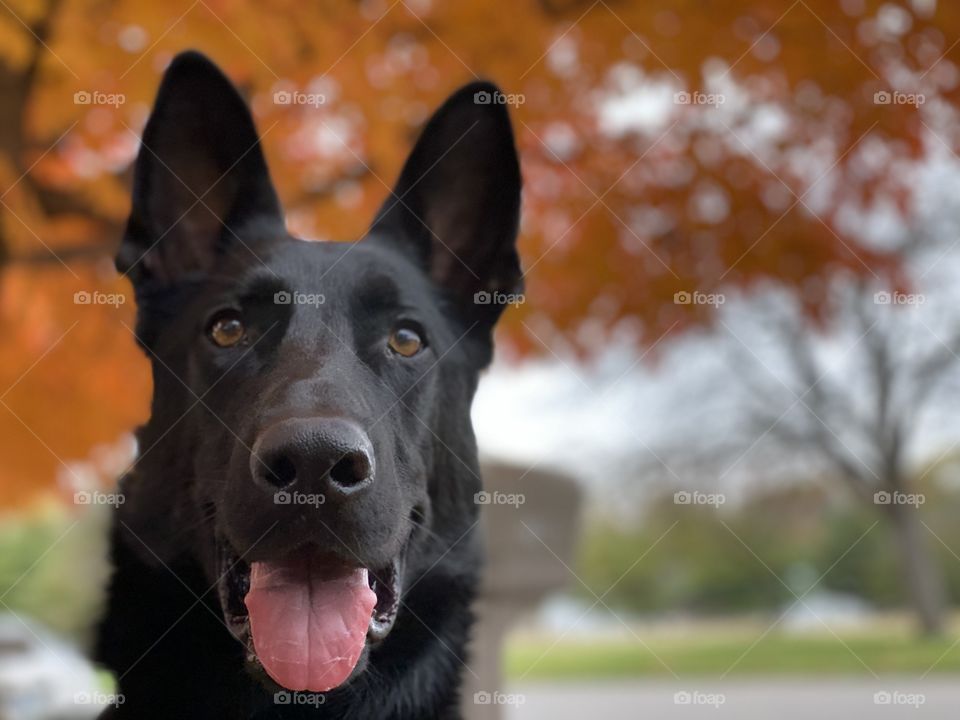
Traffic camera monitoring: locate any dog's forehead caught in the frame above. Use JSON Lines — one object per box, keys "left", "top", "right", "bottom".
{"left": 259, "top": 235, "right": 426, "bottom": 300}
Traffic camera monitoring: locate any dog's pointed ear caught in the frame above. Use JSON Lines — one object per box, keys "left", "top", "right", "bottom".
{"left": 117, "top": 51, "right": 283, "bottom": 286}
{"left": 370, "top": 82, "right": 522, "bottom": 323}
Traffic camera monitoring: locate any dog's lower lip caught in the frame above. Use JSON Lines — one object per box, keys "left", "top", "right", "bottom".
{"left": 367, "top": 557, "right": 402, "bottom": 642}
{"left": 216, "top": 540, "right": 402, "bottom": 665}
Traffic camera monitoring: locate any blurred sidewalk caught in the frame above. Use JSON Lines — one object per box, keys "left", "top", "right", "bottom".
{"left": 504, "top": 678, "right": 960, "bottom": 718}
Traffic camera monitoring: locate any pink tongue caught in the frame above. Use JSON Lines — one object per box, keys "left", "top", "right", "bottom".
{"left": 244, "top": 557, "right": 377, "bottom": 692}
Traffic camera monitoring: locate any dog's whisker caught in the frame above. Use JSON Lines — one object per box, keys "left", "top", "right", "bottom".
{"left": 152, "top": 499, "right": 218, "bottom": 542}
{"left": 400, "top": 514, "right": 449, "bottom": 549}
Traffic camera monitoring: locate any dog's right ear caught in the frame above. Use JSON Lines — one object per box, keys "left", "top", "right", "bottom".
{"left": 117, "top": 51, "right": 283, "bottom": 287}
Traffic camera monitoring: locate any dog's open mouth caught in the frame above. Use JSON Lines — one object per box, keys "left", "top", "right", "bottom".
{"left": 216, "top": 541, "right": 402, "bottom": 692}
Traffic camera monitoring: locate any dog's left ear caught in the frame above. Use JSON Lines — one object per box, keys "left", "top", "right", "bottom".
{"left": 370, "top": 82, "right": 522, "bottom": 324}
{"left": 117, "top": 51, "right": 283, "bottom": 287}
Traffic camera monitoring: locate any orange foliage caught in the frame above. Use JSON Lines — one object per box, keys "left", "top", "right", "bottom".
{"left": 0, "top": 0, "right": 957, "bottom": 502}
{"left": 0, "top": 263, "right": 148, "bottom": 505}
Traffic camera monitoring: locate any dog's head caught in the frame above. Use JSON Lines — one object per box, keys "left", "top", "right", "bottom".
{"left": 116, "top": 51, "right": 521, "bottom": 693}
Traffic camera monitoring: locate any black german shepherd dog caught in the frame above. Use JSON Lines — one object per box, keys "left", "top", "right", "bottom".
{"left": 95, "top": 51, "right": 521, "bottom": 719}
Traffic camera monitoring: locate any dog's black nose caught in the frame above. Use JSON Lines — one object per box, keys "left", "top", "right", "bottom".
{"left": 251, "top": 417, "right": 375, "bottom": 498}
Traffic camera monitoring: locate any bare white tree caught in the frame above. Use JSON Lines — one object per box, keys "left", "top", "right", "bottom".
{"left": 643, "top": 139, "right": 960, "bottom": 635}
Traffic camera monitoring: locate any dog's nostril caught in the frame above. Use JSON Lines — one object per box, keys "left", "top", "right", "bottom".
{"left": 252, "top": 419, "right": 374, "bottom": 497}
{"left": 329, "top": 453, "right": 371, "bottom": 490}
{"left": 263, "top": 454, "right": 297, "bottom": 489}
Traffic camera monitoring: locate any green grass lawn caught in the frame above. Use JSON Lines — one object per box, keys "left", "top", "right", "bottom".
{"left": 505, "top": 632, "right": 960, "bottom": 680}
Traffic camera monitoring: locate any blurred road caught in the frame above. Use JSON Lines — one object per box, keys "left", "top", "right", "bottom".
{"left": 503, "top": 678, "right": 960, "bottom": 718}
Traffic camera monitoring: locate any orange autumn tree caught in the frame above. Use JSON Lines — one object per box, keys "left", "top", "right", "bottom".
{"left": 0, "top": 0, "right": 955, "bottom": 503}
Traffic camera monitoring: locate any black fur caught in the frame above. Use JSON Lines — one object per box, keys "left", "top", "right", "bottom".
{"left": 95, "top": 51, "right": 521, "bottom": 719}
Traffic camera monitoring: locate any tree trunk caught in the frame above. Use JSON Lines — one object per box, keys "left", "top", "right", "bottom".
{"left": 888, "top": 501, "right": 947, "bottom": 636}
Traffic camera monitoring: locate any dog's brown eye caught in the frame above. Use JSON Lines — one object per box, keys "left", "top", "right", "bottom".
{"left": 208, "top": 310, "right": 246, "bottom": 348}
{"left": 388, "top": 324, "right": 423, "bottom": 357}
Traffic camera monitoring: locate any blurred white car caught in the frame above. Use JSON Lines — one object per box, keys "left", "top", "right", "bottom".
{"left": 0, "top": 614, "right": 104, "bottom": 720}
